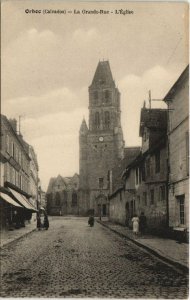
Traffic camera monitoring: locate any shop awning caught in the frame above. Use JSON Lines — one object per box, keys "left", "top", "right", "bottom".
{"left": 8, "top": 188, "right": 37, "bottom": 211}
{"left": 0, "top": 192, "right": 22, "bottom": 207}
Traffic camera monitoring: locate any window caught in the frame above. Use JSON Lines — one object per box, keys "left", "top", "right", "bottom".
{"left": 104, "top": 90, "right": 110, "bottom": 102}
{"left": 133, "top": 200, "right": 136, "bottom": 213}
{"left": 99, "top": 178, "right": 104, "bottom": 189}
{"left": 19, "top": 175, "right": 22, "bottom": 188}
{"left": 150, "top": 189, "right": 154, "bottom": 204}
{"left": 12, "top": 142, "right": 15, "bottom": 158}
{"left": 19, "top": 152, "right": 21, "bottom": 165}
{"left": 10, "top": 166, "right": 13, "bottom": 183}
{"left": 144, "top": 131, "right": 147, "bottom": 142}
{"left": 55, "top": 192, "right": 61, "bottom": 206}
{"left": 177, "top": 195, "right": 185, "bottom": 225}
{"left": 6, "top": 135, "right": 10, "bottom": 153}
{"left": 72, "top": 193, "right": 78, "bottom": 206}
{"left": 141, "top": 162, "right": 146, "bottom": 181}
{"left": 63, "top": 191, "right": 67, "bottom": 203}
{"left": 104, "top": 111, "right": 110, "bottom": 129}
{"left": 95, "top": 112, "right": 100, "bottom": 129}
{"left": 159, "top": 186, "right": 166, "bottom": 201}
{"left": 143, "top": 192, "right": 147, "bottom": 206}
{"left": 139, "top": 168, "right": 142, "bottom": 184}
{"left": 146, "top": 157, "right": 150, "bottom": 177}
{"left": 15, "top": 146, "right": 18, "bottom": 162}
{"left": 135, "top": 168, "right": 139, "bottom": 185}
{"left": 130, "top": 201, "right": 134, "bottom": 217}
{"left": 186, "top": 132, "right": 189, "bottom": 176}
{"left": 6, "top": 164, "right": 10, "bottom": 181}
{"left": 155, "top": 150, "right": 160, "bottom": 173}
{"left": 93, "top": 91, "right": 98, "bottom": 99}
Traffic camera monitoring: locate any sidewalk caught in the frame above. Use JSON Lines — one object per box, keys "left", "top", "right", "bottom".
{"left": 97, "top": 218, "right": 189, "bottom": 272}
{"left": 0, "top": 221, "right": 37, "bottom": 248}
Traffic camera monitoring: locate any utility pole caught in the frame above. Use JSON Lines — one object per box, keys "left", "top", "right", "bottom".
{"left": 149, "top": 90, "right": 151, "bottom": 109}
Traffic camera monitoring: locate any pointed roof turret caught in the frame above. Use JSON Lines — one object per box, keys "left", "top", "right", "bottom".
{"left": 80, "top": 118, "right": 88, "bottom": 135}
{"left": 90, "top": 61, "right": 115, "bottom": 87}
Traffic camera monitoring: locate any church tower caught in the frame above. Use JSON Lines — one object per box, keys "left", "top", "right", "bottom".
{"left": 79, "top": 61, "right": 124, "bottom": 216}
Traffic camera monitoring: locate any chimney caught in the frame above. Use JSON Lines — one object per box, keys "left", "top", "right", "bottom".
{"left": 9, "top": 118, "right": 17, "bottom": 133}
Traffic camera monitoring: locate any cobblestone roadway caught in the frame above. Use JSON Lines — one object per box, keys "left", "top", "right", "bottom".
{"left": 0, "top": 217, "right": 188, "bottom": 298}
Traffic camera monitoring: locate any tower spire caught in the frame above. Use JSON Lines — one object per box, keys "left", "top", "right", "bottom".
{"left": 90, "top": 61, "right": 115, "bottom": 87}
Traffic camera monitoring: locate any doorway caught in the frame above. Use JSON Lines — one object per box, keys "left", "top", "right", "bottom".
{"left": 102, "top": 204, "right": 106, "bottom": 216}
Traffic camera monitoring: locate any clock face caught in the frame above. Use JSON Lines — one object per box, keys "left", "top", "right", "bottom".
{"left": 99, "top": 136, "right": 104, "bottom": 142}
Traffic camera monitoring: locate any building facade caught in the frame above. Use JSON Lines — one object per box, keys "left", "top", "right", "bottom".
{"left": 0, "top": 115, "right": 37, "bottom": 230}
{"left": 28, "top": 145, "right": 39, "bottom": 211}
{"left": 164, "top": 66, "right": 189, "bottom": 232}
{"left": 46, "top": 174, "right": 79, "bottom": 215}
{"left": 109, "top": 147, "right": 140, "bottom": 225}
{"left": 79, "top": 61, "right": 125, "bottom": 216}
{"left": 109, "top": 107, "right": 168, "bottom": 234}
{"left": 1, "top": 116, "right": 30, "bottom": 194}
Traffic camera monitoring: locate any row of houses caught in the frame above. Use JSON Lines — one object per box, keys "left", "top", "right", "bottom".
{"left": 108, "top": 66, "right": 189, "bottom": 239}
{"left": 0, "top": 115, "right": 45, "bottom": 231}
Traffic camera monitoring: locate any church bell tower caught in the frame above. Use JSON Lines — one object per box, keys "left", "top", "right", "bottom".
{"left": 79, "top": 61, "right": 124, "bottom": 216}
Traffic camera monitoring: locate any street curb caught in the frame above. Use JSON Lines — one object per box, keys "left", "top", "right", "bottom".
{"left": 0, "top": 228, "right": 36, "bottom": 249}
{"left": 97, "top": 220, "right": 189, "bottom": 274}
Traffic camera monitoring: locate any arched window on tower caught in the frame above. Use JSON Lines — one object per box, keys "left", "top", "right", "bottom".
{"left": 104, "top": 90, "right": 110, "bottom": 103}
{"left": 94, "top": 112, "right": 100, "bottom": 129}
{"left": 105, "top": 111, "right": 110, "bottom": 129}
{"left": 62, "top": 190, "right": 67, "bottom": 204}
{"left": 55, "top": 192, "right": 61, "bottom": 206}
{"left": 72, "top": 192, "right": 78, "bottom": 206}
{"left": 93, "top": 91, "right": 98, "bottom": 104}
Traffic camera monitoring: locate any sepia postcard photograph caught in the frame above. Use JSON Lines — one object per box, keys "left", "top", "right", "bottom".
{"left": 0, "top": 0, "right": 189, "bottom": 298}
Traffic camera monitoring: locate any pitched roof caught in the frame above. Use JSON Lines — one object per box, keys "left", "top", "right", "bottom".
{"left": 139, "top": 108, "right": 167, "bottom": 137}
{"left": 79, "top": 118, "right": 88, "bottom": 135}
{"left": 46, "top": 177, "right": 56, "bottom": 193}
{"left": 91, "top": 61, "right": 115, "bottom": 87}
{"left": 111, "top": 147, "right": 141, "bottom": 195}
{"left": 163, "top": 65, "right": 189, "bottom": 102}
{"left": 46, "top": 173, "right": 79, "bottom": 193}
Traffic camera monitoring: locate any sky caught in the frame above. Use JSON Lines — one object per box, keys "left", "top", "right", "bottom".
{"left": 2, "top": 1, "right": 188, "bottom": 191}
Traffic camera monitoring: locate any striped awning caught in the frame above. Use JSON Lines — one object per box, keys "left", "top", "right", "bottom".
{"left": 0, "top": 192, "right": 22, "bottom": 207}
{"left": 8, "top": 188, "right": 37, "bottom": 211}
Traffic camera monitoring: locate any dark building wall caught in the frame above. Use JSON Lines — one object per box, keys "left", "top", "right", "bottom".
{"left": 46, "top": 174, "right": 79, "bottom": 216}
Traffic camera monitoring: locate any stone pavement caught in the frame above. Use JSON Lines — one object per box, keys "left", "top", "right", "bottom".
{"left": 0, "top": 221, "right": 37, "bottom": 248}
{"left": 1, "top": 216, "right": 188, "bottom": 272}
{"left": 0, "top": 217, "right": 188, "bottom": 298}
{"left": 97, "top": 217, "right": 189, "bottom": 272}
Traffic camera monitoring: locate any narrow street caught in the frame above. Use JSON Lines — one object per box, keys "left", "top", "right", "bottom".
{"left": 0, "top": 217, "right": 188, "bottom": 298}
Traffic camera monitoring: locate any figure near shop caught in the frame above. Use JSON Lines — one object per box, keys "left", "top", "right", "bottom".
{"left": 132, "top": 214, "right": 139, "bottom": 235}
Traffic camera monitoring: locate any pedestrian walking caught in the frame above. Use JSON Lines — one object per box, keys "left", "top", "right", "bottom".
{"left": 131, "top": 214, "right": 139, "bottom": 235}
{"left": 139, "top": 212, "right": 147, "bottom": 235}
{"left": 44, "top": 214, "right": 49, "bottom": 230}
{"left": 37, "top": 212, "right": 41, "bottom": 230}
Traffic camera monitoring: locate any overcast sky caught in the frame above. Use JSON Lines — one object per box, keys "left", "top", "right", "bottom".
{"left": 2, "top": 1, "right": 188, "bottom": 190}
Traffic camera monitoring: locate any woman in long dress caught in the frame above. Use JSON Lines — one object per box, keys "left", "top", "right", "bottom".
{"left": 132, "top": 214, "right": 139, "bottom": 235}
